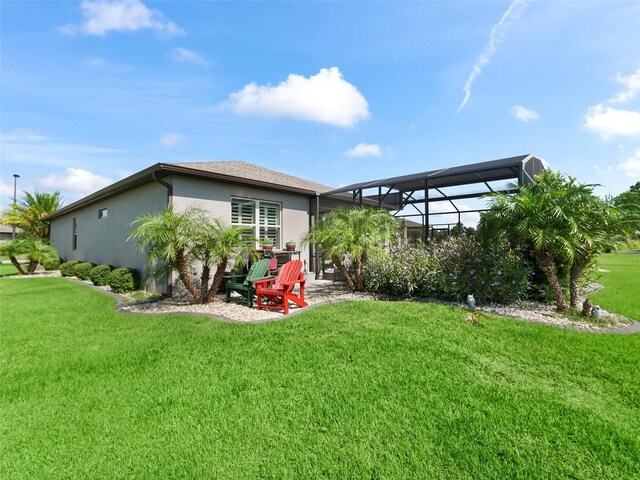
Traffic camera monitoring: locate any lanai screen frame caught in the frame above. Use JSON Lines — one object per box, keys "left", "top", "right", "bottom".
{"left": 320, "top": 154, "right": 545, "bottom": 240}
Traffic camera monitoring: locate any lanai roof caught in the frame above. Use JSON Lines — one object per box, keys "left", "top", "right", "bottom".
{"left": 320, "top": 154, "right": 546, "bottom": 234}
{"left": 324, "top": 154, "right": 544, "bottom": 198}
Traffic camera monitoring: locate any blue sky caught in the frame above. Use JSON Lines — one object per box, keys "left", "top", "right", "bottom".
{"left": 2, "top": 0, "right": 640, "bottom": 218}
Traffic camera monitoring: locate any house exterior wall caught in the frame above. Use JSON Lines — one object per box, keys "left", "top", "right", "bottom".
{"left": 49, "top": 182, "right": 168, "bottom": 276}
{"left": 49, "top": 174, "right": 314, "bottom": 293}
{"left": 171, "top": 176, "right": 312, "bottom": 269}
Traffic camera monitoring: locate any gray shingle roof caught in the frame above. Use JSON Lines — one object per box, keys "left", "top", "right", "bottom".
{"left": 172, "top": 161, "right": 334, "bottom": 194}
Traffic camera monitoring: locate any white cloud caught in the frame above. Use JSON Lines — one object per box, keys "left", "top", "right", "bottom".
{"left": 584, "top": 105, "right": 640, "bottom": 140}
{"left": 0, "top": 180, "right": 15, "bottom": 198}
{"left": 40, "top": 168, "right": 113, "bottom": 194}
{"left": 344, "top": 143, "right": 382, "bottom": 158}
{"left": 161, "top": 133, "right": 184, "bottom": 147}
{"left": 60, "top": 0, "right": 184, "bottom": 37}
{"left": 456, "top": 0, "right": 531, "bottom": 113}
{"left": 584, "top": 67, "right": 640, "bottom": 140}
{"left": 618, "top": 148, "right": 640, "bottom": 179}
{"left": 609, "top": 69, "right": 640, "bottom": 104}
{"left": 224, "top": 67, "right": 370, "bottom": 127}
{"left": 169, "top": 47, "right": 210, "bottom": 67}
{"left": 510, "top": 105, "right": 540, "bottom": 122}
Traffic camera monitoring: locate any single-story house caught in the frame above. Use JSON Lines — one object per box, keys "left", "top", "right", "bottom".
{"left": 47, "top": 161, "right": 348, "bottom": 291}
{"left": 47, "top": 155, "right": 544, "bottom": 293}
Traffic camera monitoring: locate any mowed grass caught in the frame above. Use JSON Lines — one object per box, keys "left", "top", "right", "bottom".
{"left": 1, "top": 278, "right": 639, "bottom": 479}
{"left": 0, "top": 263, "right": 19, "bottom": 277}
{"left": 593, "top": 253, "right": 640, "bottom": 320}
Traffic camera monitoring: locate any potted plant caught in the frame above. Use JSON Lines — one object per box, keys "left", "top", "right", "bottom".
{"left": 261, "top": 238, "right": 274, "bottom": 251}
{"left": 285, "top": 240, "right": 297, "bottom": 251}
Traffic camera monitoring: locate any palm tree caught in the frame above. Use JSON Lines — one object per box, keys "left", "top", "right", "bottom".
{"left": 482, "top": 170, "right": 580, "bottom": 311}
{"left": 302, "top": 207, "right": 398, "bottom": 291}
{"left": 129, "top": 206, "right": 205, "bottom": 302}
{"left": 129, "top": 207, "right": 256, "bottom": 304}
{"left": 612, "top": 184, "right": 640, "bottom": 240}
{"left": 1, "top": 191, "right": 63, "bottom": 240}
{"left": 0, "top": 240, "right": 28, "bottom": 275}
{"left": 566, "top": 186, "right": 640, "bottom": 309}
{"left": 195, "top": 219, "right": 256, "bottom": 303}
{"left": 0, "top": 237, "right": 59, "bottom": 274}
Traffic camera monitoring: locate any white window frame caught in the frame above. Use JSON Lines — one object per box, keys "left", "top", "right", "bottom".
{"left": 231, "top": 197, "right": 282, "bottom": 249}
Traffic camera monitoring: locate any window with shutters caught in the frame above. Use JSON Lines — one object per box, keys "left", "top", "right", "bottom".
{"left": 231, "top": 198, "right": 256, "bottom": 245}
{"left": 231, "top": 198, "right": 281, "bottom": 248}
{"left": 259, "top": 202, "right": 281, "bottom": 248}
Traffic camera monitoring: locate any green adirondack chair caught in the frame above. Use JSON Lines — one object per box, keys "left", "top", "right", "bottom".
{"left": 224, "top": 258, "right": 271, "bottom": 308}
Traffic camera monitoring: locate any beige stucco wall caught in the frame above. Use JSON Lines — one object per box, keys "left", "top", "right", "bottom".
{"left": 172, "top": 176, "right": 312, "bottom": 270}
{"left": 49, "top": 182, "right": 168, "bottom": 278}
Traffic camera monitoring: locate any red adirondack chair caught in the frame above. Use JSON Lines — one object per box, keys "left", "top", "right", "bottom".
{"left": 253, "top": 260, "right": 308, "bottom": 314}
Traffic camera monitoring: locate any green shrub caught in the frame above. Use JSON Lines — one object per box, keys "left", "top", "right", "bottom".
{"left": 364, "top": 233, "right": 534, "bottom": 305}
{"left": 60, "top": 260, "right": 80, "bottom": 277}
{"left": 109, "top": 268, "right": 140, "bottom": 293}
{"left": 90, "top": 264, "right": 112, "bottom": 286}
{"left": 73, "top": 262, "right": 95, "bottom": 280}
{"left": 42, "top": 257, "right": 61, "bottom": 271}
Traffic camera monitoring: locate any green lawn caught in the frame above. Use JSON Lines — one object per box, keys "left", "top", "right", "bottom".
{"left": 593, "top": 253, "right": 640, "bottom": 320}
{"left": 1, "top": 278, "right": 639, "bottom": 479}
{"left": 0, "top": 263, "right": 19, "bottom": 277}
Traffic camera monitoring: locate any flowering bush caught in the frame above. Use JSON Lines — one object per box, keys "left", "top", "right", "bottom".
{"left": 364, "top": 233, "right": 534, "bottom": 305}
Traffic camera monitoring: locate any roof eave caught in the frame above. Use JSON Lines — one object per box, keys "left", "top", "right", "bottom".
{"left": 45, "top": 163, "right": 163, "bottom": 221}
{"left": 46, "top": 162, "right": 321, "bottom": 221}
{"left": 160, "top": 164, "right": 320, "bottom": 196}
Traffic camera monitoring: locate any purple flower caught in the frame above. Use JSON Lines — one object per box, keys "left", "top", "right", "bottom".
{"left": 475, "top": 258, "right": 482, "bottom": 263}
{"left": 491, "top": 281, "right": 501, "bottom": 287}
{"left": 512, "top": 280, "right": 516, "bottom": 285}
{"left": 526, "top": 286, "right": 533, "bottom": 291}
{"left": 480, "top": 280, "right": 485, "bottom": 285}
{"left": 468, "top": 269, "right": 476, "bottom": 276}
{"left": 497, "top": 271, "right": 502, "bottom": 276}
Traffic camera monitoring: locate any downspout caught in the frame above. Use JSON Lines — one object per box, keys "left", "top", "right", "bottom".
{"left": 152, "top": 170, "right": 174, "bottom": 295}
{"left": 315, "top": 194, "right": 321, "bottom": 280}
{"left": 152, "top": 171, "right": 173, "bottom": 206}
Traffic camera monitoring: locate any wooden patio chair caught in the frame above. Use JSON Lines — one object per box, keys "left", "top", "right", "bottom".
{"left": 224, "top": 258, "right": 271, "bottom": 308}
{"left": 253, "top": 260, "right": 308, "bottom": 315}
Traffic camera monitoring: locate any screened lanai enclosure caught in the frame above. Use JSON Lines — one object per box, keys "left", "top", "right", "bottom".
{"left": 319, "top": 154, "right": 545, "bottom": 240}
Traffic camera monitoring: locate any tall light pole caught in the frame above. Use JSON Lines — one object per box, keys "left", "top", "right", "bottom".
{"left": 12, "top": 174, "right": 20, "bottom": 240}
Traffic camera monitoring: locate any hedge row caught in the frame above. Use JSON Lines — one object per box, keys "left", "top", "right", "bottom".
{"left": 59, "top": 260, "right": 139, "bottom": 293}
{"left": 363, "top": 233, "right": 545, "bottom": 305}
